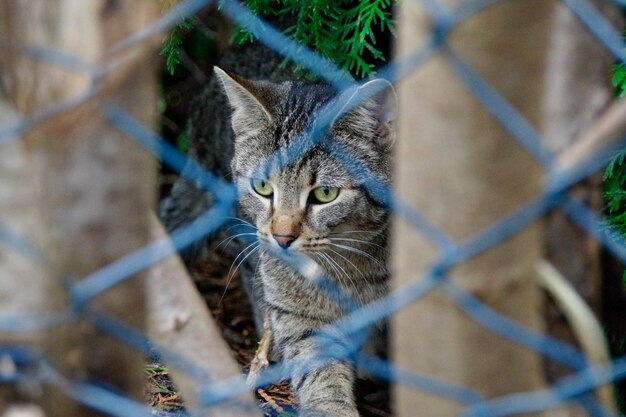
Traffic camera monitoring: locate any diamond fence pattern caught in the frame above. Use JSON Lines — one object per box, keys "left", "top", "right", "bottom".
{"left": 1, "top": 0, "right": 626, "bottom": 416}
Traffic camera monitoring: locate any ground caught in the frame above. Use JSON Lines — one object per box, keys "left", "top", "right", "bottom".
{"left": 145, "top": 252, "right": 391, "bottom": 416}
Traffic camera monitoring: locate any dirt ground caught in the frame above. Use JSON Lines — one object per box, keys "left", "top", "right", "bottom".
{"left": 146, "top": 252, "right": 391, "bottom": 417}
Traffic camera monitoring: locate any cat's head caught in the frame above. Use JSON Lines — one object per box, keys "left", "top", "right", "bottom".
{"left": 214, "top": 67, "right": 396, "bottom": 254}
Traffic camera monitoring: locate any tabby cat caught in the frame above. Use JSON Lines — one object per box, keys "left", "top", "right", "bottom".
{"left": 160, "top": 42, "right": 396, "bottom": 417}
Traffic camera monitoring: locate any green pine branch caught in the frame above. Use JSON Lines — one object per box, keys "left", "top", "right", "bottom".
{"left": 613, "top": 63, "right": 626, "bottom": 98}
{"left": 162, "top": 1, "right": 395, "bottom": 78}
{"left": 604, "top": 151, "right": 626, "bottom": 232}
{"left": 606, "top": 63, "right": 626, "bottom": 285}
{"left": 235, "top": 0, "right": 396, "bottom": 78}
{"left": 160, "top": 18, "right": 196, "bottom": 76}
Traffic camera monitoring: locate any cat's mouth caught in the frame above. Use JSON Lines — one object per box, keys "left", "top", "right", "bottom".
{"left": 257, "top": 230, "right": 385, "bottom": 284}
{"left": 258, "top": 230, "right": 382, "bottom": 267}
{"left": 257, "top": 232, "right": 329, "bottom": 257}
{"left": 258, "top": 232, "right": 300, "bottom": 252}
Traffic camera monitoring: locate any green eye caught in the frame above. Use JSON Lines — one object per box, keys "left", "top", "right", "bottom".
{"left": 311, "top": 186, "right": 339, "bottom": 204}
{"left": 251, "top": 179, "right": 273, "bottom": 197}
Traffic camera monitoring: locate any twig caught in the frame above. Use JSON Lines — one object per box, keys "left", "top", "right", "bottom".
{"left": 257, "top": 389, "right": 284, "bottom": 414}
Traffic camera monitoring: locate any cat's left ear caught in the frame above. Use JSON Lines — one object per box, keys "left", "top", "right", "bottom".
{"left": 333, "top": 79, "right": 398, "bottom": 148}
{"left": 214, "top": 67, "right": 275, "bottom": 139}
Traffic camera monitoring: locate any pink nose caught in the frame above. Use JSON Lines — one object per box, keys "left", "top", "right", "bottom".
{"left": 273, "top": 234, "right": 296, "bottom": 249}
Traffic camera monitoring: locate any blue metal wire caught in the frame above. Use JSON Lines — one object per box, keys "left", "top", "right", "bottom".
{"left": 0, "top": 88, "right": 100, "bottom": 150}
{"left": 562, "top": 195, "right": 626, "bottom": 262}
{"left": 70, "top": 205, "right": 232, "bottom": 306}
{"left": 2, "top": 0, "right": 626, "bottom": 415}
{"left": 86, "top": 309, "right": 214, "bottom": 384}
{"left": 462, "top": 356, "right": 626, "bottom": 417}
{"left": 219, "top": 0, "right": 354, "bottom": 90}
{"left": 49, "top": 376, "right": 156, "bottom": 417}
{"left": 0, "top": 221, "right": 44, "bottom": 261}
{"left": 546, "top": 135, "right": 626, "bottom": 195}
{"left": 561, "top": 0, "right": 626, "bottom": 64}
{"left": 0, "top": 43, "right": 94, "bottom": 74}
{"left": 357, "top": 354, "right": 485, "bottom": 405}
{"left": 444, "top": 48, "right": 554, "bottom": 167}
{"left": 444, "top": 281, "right": 588, "bottom": 370}
{"left": 108, "top": 0, "right": 215, "bottom": 54}
{"left": 0, "top": 312, "right": 74, "bottom": 333}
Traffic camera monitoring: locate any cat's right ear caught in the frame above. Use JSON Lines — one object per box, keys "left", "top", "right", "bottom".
{"left": 213, "top": 67, "right": 274, "bottom": 138}
{"left": 332, "top": 79, "right": 398, "bottom": 149}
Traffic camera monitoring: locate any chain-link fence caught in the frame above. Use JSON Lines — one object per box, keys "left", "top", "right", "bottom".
{"left": 1, "top": 0, "right": 625, "bottom": 416}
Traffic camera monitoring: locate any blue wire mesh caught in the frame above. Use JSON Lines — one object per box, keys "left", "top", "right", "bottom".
{"left": 1, "top": 0, "right": 626, "bottom": 416}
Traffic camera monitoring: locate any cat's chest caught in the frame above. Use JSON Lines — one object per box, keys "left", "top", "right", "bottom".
{"left": 258, "top": 255, "right": 358, "bottom": 319}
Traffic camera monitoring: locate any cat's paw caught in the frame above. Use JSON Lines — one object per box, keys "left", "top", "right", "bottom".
{"left": 246, "top": 350, "right": 269, "bottom": 387}
{"left": 246, "top": 313, "right": 272, "bottom": 387}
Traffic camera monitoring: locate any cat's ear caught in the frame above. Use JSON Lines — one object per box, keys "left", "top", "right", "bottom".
{"left": 214, "top": 67, "right": 274, "bottom": 137}
{"left": 333, "top": 79, "right": 398, "bottom": 148}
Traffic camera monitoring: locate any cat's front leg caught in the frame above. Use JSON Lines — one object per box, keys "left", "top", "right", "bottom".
{"left": 292, "top": 358, "right": 358, "bottom": 417}
{"left": 270, "top": 308, "right": 359, "bottom": 417}
{"left": 247, "top": 310, "right": 272, "bottom": 386}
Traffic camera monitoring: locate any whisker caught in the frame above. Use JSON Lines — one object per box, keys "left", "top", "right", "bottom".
{"left": 327, "top": 242, "right": 385, "bottom": 268}
{"left": 329, "top": 237, "right": 385, "bottom": 250}
{"left": 223, "top": 222, "right": 257, "bottom": 234}
{"left": 233, "top": 245, "right": 261, "bottom": 280}
{"left": 319, "top": 252, "right": 361, "bottom": 301}
{"left": 219, "top": 241, "right": 260, "bottom": 306}
{"left": 329, "top": 230, "right": 384, "bottom": 237}
{"left": 219, "top": 245, "right": 261, "bottom": 307}
{"left": 327, "top": 248, "right": 367, "bottom": 281}
{"left": 254, "top": 249, "right": 265, "bottom": 278}
{"left": 215, "top": 232, "right": 258, "bottom": 251}
{"left": 225, "top": 216, "right": 255, "bottom": 228}
{"left": 315, "top": 252, "right": 341, "bottom": 279}
{"left": 313, "top": 252, "right": 349, "bottom": 295}
{"left": 226, "top": 241, "right": 260, "bottom": 281}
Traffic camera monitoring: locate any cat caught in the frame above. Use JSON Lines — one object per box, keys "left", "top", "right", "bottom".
{"left": 159, "top": 41, "right": 299, "bottom": 329}
{"left": 160, "top": 41, "right": 396, "bottom": 417}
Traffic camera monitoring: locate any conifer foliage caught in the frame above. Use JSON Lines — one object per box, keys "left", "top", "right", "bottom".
{"left": 604, "top": 152, "right": 626, "bottom": 238}
{"left": 232, "top": 0, "right": 395, "bottom": 78}
{"left": 607, "top": 62, "right": 626, "bottom": 257}
{"left": 161, "top": 17, "right": 196, "bottom": 76}
{"left": 161, "top": 0, "right": 395, "bottom": 78}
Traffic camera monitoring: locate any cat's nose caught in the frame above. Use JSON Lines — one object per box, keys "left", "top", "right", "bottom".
{"left": 273, "top": 234, "right": 296, "bottom": 249}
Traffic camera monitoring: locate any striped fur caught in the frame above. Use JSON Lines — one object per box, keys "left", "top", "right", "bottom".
{"left": 215, "top": 69, "right": 395, "bottom": 417}
{"left": 160, "top": 40, "right": 395, "bottom": 414}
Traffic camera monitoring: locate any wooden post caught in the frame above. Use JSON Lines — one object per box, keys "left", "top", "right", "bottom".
{"left": 542, "top": 0, "right": 619, "bottom": 310}
{"left": 0, "top": 100, "right": 50, "bottom": 411}
{"left": 542, "top": 0, "right": 621, "bottom": 408}
{"left": 393, "top": 1, "right": 568, "bottom": 415}
{"left": 147, "top": 214, "right": 260, "bottom": 417}
{"left": 0, "top": 1, "right": 158, "bottom": 415}
{"left": 542, "top": 0, "right": 619, "bottom": 321}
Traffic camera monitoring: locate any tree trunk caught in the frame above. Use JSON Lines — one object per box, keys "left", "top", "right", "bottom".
{"left": 0, "top": 1, "right": 158, "bottom": 415}
{"left": 147, "top": 214, "right": 260, "bottom": 417}
{"left": 393, "top": 1, "right": 568, "bottom": 415}
{"left": 542, "top": 0, "right": 622, "bottom": 409}
{"left": 542, "top": 0, "right": 620, "bottom": 366}
{"left": 0, "top": 99, "right": 50, "bottom": 411}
